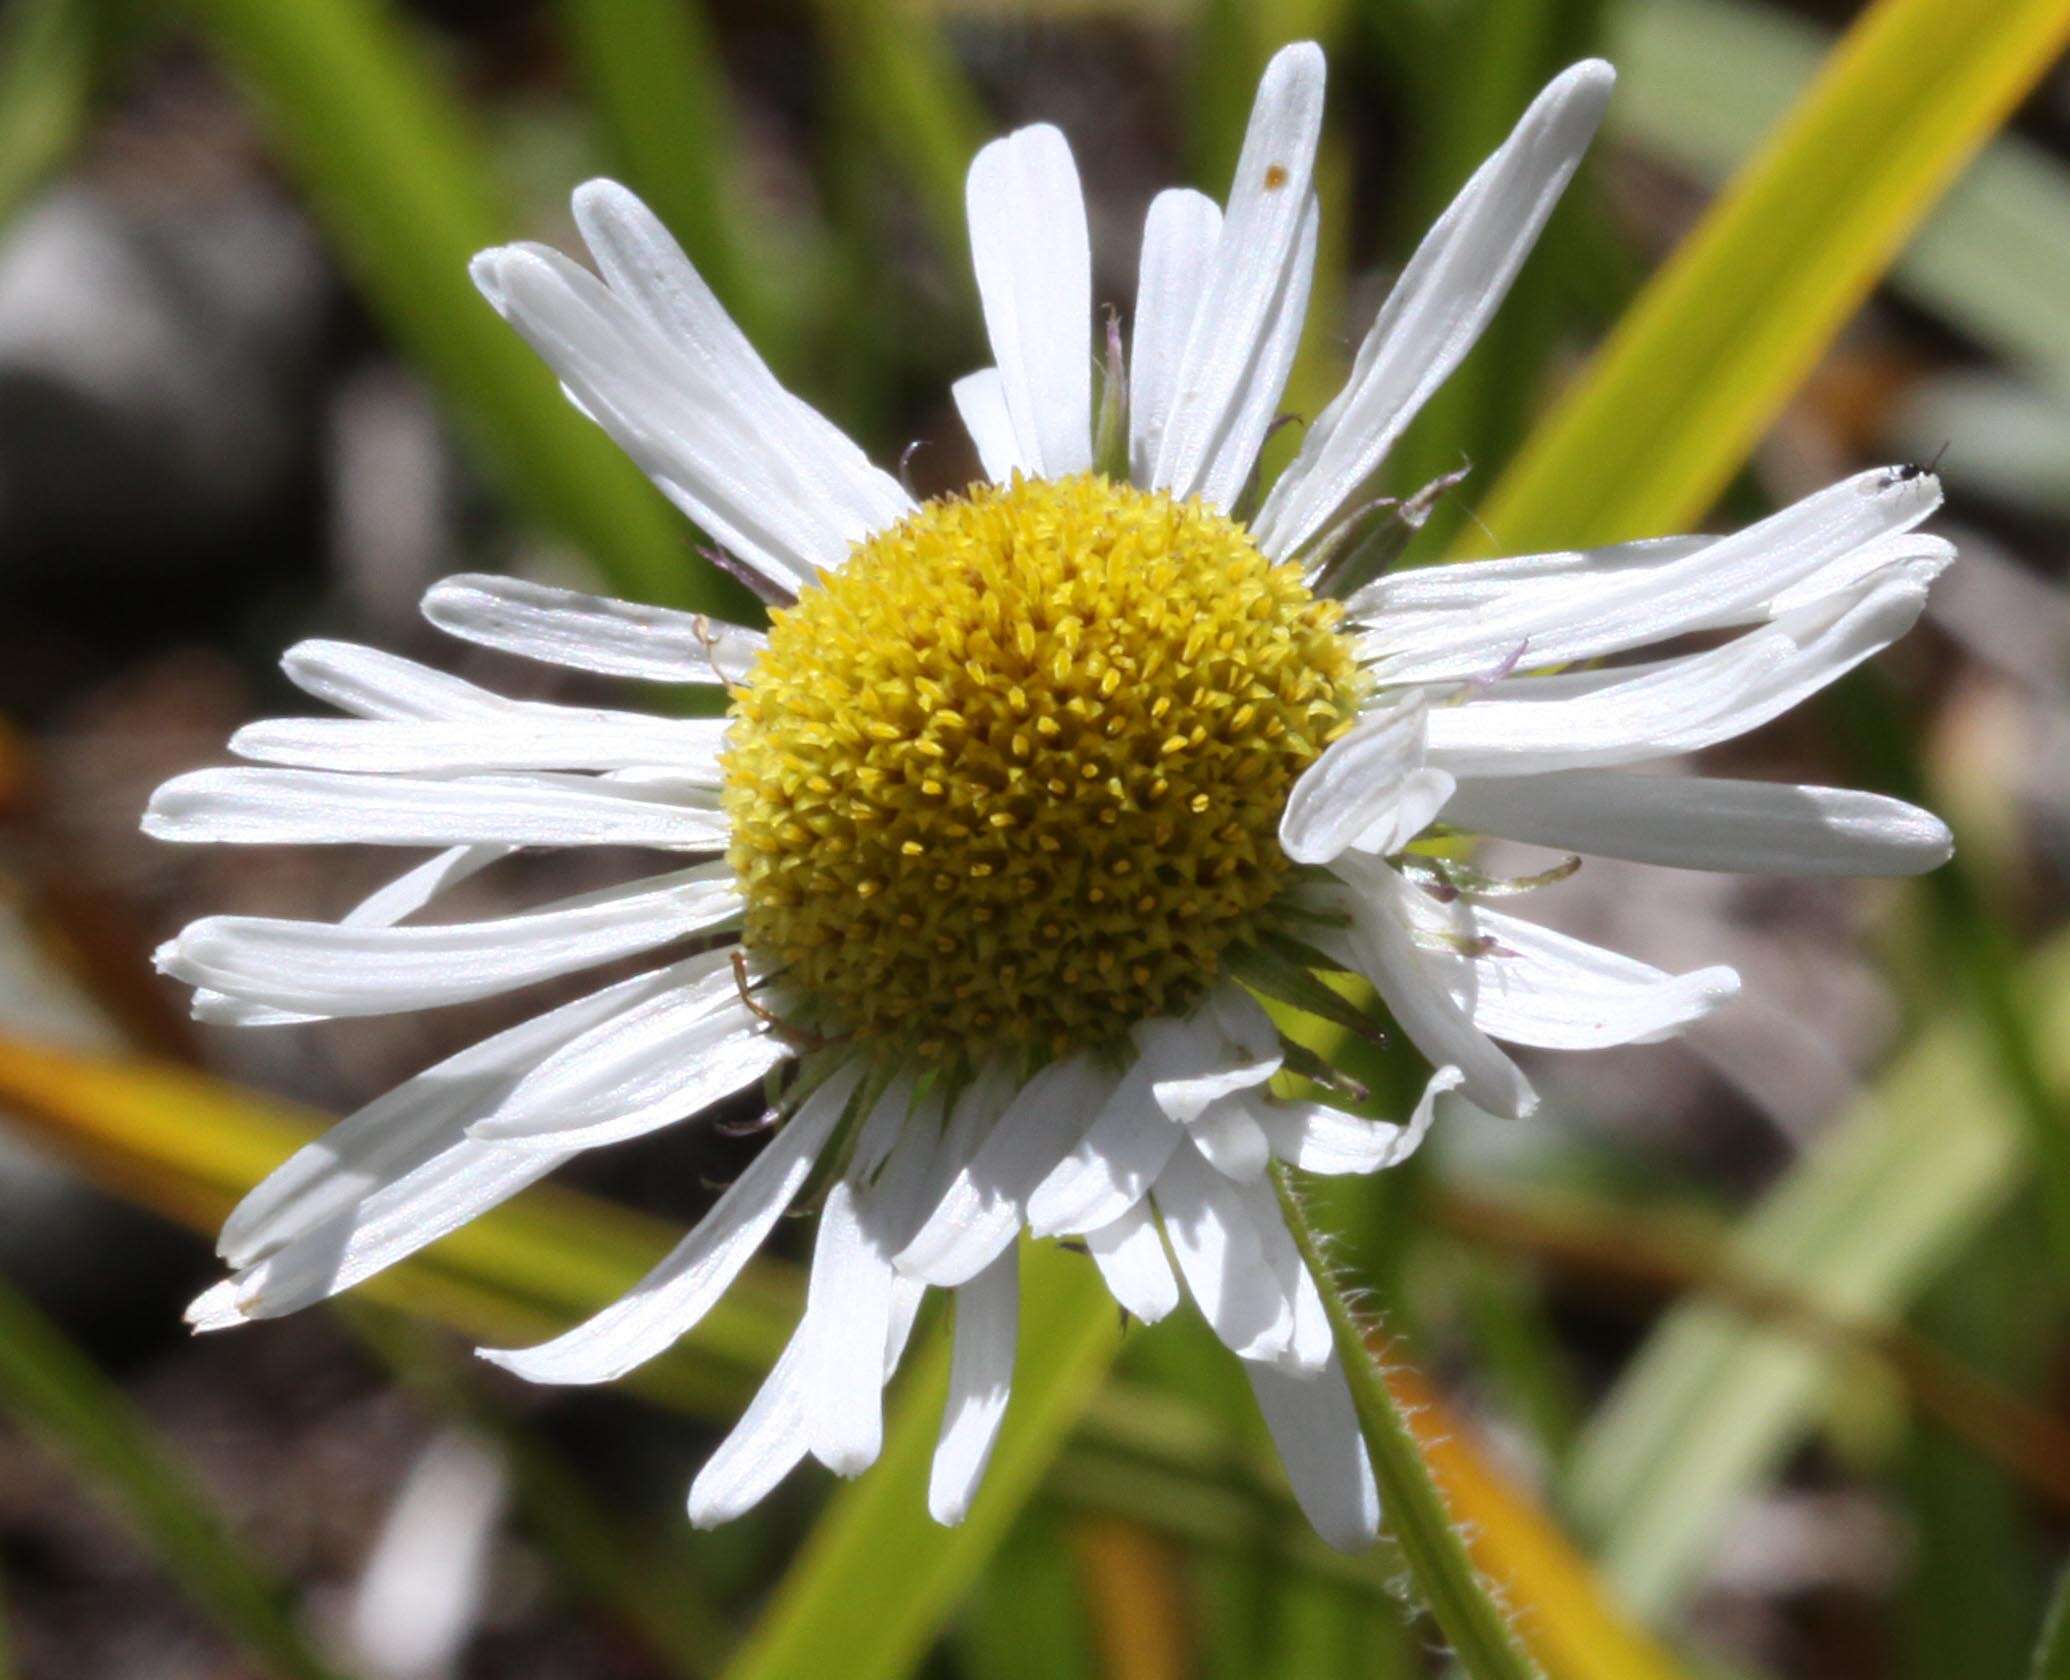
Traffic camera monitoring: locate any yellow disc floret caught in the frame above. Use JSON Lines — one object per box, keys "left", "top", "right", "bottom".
{"left": 722, "top": 473, "right": 1360, "bottom": 1061}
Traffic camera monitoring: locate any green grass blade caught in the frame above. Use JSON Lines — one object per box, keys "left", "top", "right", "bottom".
{"left": 183, "top": 0, "right": 751, "bottom": 615}
{"left": 1474, "top": 0, "right": 2070, "bottom": 549}
{"left": 0, "top": 1272, "right": 348, "bottom": 1680}
{"left": 0, "top": 0, "right": 98, "bottom": 225}
{"left": 718, "top": 1245, "right": 1121, "bottom": 1680}
{"left": 2034, "top": 1555, "right": 2070, "bottom": 1680}
{"left": 1563, "top": 935, "right": 2070, "bottom": 1616}
{"left": 1612, "top": 0, "right": 2070, "bottom": 400}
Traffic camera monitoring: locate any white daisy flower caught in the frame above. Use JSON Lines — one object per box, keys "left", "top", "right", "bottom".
{"left": 144, "top": 43, "right": 1951, "bottom": 1552}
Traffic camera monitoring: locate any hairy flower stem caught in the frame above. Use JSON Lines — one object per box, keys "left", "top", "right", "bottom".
{"left": 1271, "top": 1163, "right": 1542, "bottom": 1680}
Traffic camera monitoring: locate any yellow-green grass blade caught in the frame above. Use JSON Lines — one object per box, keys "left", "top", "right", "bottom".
{"left": 717, "top": 1245, "right": 1121, "bottom": 1680}
{"left": 2034, "top": 1554, "right": 2070, "bottom": 1680}
{"left": 1563, "top": 933, "right": 2070, "bottom": 1616}
{"left": 1612, "top": 0, "right": 2070, "bottom": 399}
{"left": 0, "top": 0, "right": 99, "bottom": 225}
{"left": 1473, "top": 0, "right": 2070, "bottom": 551}
{"left": 0, "top": 1271, "right": 348, "bottom": 1680}
{"left": 182, "top": 0, "right": 754, "bottom": 617}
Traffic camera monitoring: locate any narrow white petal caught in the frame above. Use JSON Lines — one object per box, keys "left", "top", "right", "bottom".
{"left": 800, "top": 1178, "right": 898, "bottom": 1475}
{"left": 1351, "top": 469, "right": 1944, "bottom": 683}
{"left": 479, "top": 1062, "right": 863, "bottom": 1385}
{"left": 160, "top": 864, "right": 738, "bottom": 1018}
{"left": 1255, "top": 61, "right": 1614, "bottom": 558}
{"left": 951, "top": 368, "right": 1025, "bottom": 485}
{"left": 688, "top": 1330, "right": 810, "bottom": 1528}
{"left": 1193, "top": 193, "right": 1317, "bottom": 511}
{"left": 1245, "top": 1356, "right": 1380, "bottom": 1552}
{"left": 469, "top": 965, "right": 785, "bottom": 1149}
{"left": 281, "top": 640, "right": 513, "bottom": 721}
{"left": 1396, "top": 895, "right": 1740, "bottom": 1050}
{"left": 1280, "top": 693, "right": 1448, "bottom": 864}
{"left": 1322, "top": 855, "right": 1536, "bottom": 1119}
{"left": 476, "top": 246, "right": 842, "bottom": 594}
{"left": 965, "top": 125, "right": 1092, "bottom": 477}
{"left": 203, "top": 1139, "right": 573, "bottom": 1325}
{"left": 1024, "top": 1055, "right": 1182, "bottom": 1239}
{"left": 1424, "top": 569, "right": 1934, "bottom": 777}
{"left": 1152, "top": 1142, "right": 1295, "bottom": 1362}
{"left": 1254, "top": 1066, "right": 1461, "bottom": 1176}
{"left": 897, "top": 1054, "right": 1114, "bottom": 1287}
{"left": 1443, "top": 771, "right": 1954, "bottom": 876}
{"left": 229, "top": 714, "right": 727, "bottom": 778}
{"left": 422, "top": 573, "right": 765, "bottom": 684}
{"left": 1186, "top": 1095, "right": 1273, "bottom": 1183}
{"left": 215, "top": 959, "right": 701, "bottom": 1270}
{"left": 573, "top": 178, "right": 912, "bottom": 540}
{"left": 1153, "top": 42, "right": 1325, "bottom": 504}
{"left": 1083, "top": 1199, "right": 1179, "bottom": 1324}
{"left": 192, "top": 843, "right": 512, "bottom": 1027}
{"left": 1128, "top": 189, "right": 1222, "bottom": 484}
{"left": 143, "top": 767, "right": 727, "bottom": 850}
{"left": 929, "top": 1250, "right": 1019, "bottom": 1525}
{"left": 1148, "top": 990, "right": 1283, "bottom": 1123}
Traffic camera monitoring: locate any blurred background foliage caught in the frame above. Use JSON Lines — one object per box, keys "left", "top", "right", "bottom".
{"left": 0, "top": 0, "right": 2067, "bottom": 1676}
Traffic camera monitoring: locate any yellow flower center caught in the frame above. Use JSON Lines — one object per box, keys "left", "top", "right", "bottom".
{"left": 722, "top": 474, "right": 1360, "bottom": 1061}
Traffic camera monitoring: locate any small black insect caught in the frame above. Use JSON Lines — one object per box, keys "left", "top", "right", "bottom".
{"left": 1890, "top": 441, "right": 1950, "bottom": 483}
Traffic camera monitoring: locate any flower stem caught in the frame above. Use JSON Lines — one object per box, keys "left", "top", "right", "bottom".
{"left": 1272, "top": 1163, "right": 1543, "bottom": 1680}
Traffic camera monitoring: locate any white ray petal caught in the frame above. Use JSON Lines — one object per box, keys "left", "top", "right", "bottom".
{"left": 214, "top": 957, "right": 706, "bottom": 1273}
{"left": 1083, "top": 1199, "right": 1179, "bottom": 1324}
{"left": 468, "top": 966, "right": 786, "bottom": 1149}
{"left": 160, "top": 864, "right": 738, "bottom": 1018}
{"left": 280, "top": 641, "right": 514, "bottom": 721}
{"left": 475, "top": 245, "right": 848, "bottom": 595}
{"left": 1396, "top": 895, "right": 1740, "bottom": 1050}
{"left": 966, "top": 125, "right": 1092, "bottom": 477}
{"left": 422, "top": 573, "right": 766, "bottom": 684}
{"left": 1351, "top": 470, "right": 1944, "bottom": 683}
{"left": 192, "top": 842, "right": 513, "bottom": 1027}
{"left": 143, "top": 767, "right": 728, "bottom": 850}
{"left": 1443, "top": 771, "right": 1954, "bottom": 876}
{"left": 1254, "top": 1065, "right": 1460, "bottom": 1176}
{"left": 929, "top": 1250, "right": 1019, "bottom": 1525}
{"left": 230, "top": 714, "right": 727, "bottom": 779}
{"left": 1424, "top": 567, "right": 1935, "bottom": 778}
{"left": 1254, "top": 61, "right": 1614, "bottom": 559}
{"left": 1153, "top": 42, "right": 1325, "bottom": 504}
{"left": 1321, "top": 854, "right": 1536, "bottom": 1120}
{"left": 1186, "top": 1095, "right": 1273, "bottom": 1182}
{"left": 1128, "top": 189, "right": 1222, "bottom": 485}
{"left": 573, "top": 178, "right": 911, "bottom": 539}
{"left": 1152, "top": 1141, "right": 1295, "bottom": 1363}
{"left": 688, "top": 1329, "right": 811, "bottom": 1528}
{"left": 1023, "top": 1054, "right": 1182, "bottom": 1240}
{"left": 1280, "top": 693, "right": 1453, "bottom": 864}
{"left": 478, "top": 1062, "right": 864, "bottom": 1385}
{"left": 896, "top": 1053, "right": 1114, "bottom": 1287}
{"left": 1245, "top": 1356, "right": 1380, "bottom": 1552}
{"left": 952, "top": 368, "right": 1025, "bottom": 484}
{"left": 1149, "top": 990, "right": 1282, "bottom": 1123}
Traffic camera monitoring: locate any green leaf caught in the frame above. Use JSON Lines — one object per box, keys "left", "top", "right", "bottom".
{"left": 0, "top": 1271, "right": 347, "bottom": 1680}
{"left": 1563, "top": 934, "right": 2070, "bottom": 1616}
{"left": 718, "top": 1245, "right": 1121, "bottom": 1680}
{"left": 1474, "top": 0, "right": 2070, "bottom": 549}
{"left": 183, "top": 0, "right": 754, "bottom": 616}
